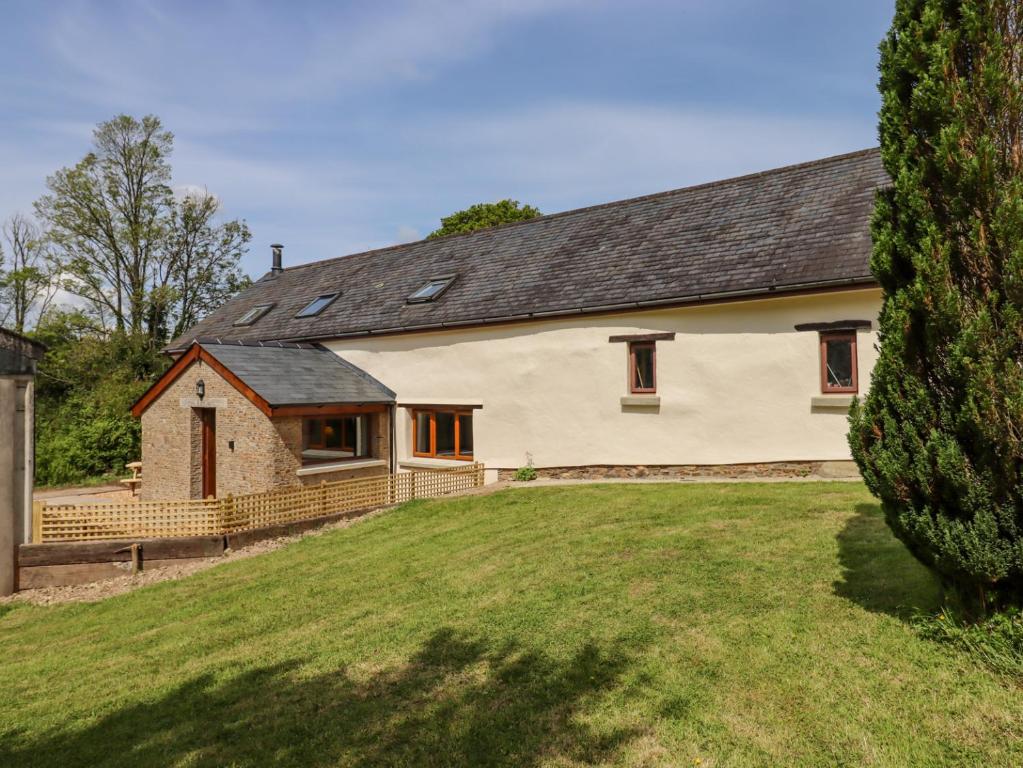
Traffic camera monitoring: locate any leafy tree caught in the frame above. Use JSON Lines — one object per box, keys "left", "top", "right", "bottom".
{"left": 155, "top": 191, "right": 252, "bottom": 341}
{"left": 31, "top": 309, "right": 168, "bottom": 486}
{"left": 26, "top": 114, "right": 251, "bottom": 485}
{"left": 850, "top": 0, "right": 1023, "bottom": 612}
{"left": 35, "top": 114, "right": 250, "bottom": 346}
{"left": 428, "top": 199, "right": 540, "bottom": 239}
{"left": 0, "top": 213, "right": 57, "bottom": 332}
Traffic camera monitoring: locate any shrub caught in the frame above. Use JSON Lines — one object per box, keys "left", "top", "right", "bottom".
{"left": 513, "top": 466, "right": 537, "bottom": 482}
{"left": 31, "top": 312, "right": 165, "bottom": 487}
{"left": 514, "top": 454, "right": 538, "bottom": 482}
{"left": 849, "top": 0, "right": 1023, "bottom": 612}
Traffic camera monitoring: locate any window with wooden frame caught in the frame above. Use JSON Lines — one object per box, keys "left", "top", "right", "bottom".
{"left": 629, "top": 341, "right": 656, "bottom": 394}
{"left": 819, "top": 331, "right": 858, "bottom": 393}
{"left": 302, "top": 415, "right": 371, "bottom": 464}
{"left": 412, "top": 409, "right": 473, "bottom": 460}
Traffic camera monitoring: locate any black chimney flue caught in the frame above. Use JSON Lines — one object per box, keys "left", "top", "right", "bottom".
{"left": 271, "top": 243, "right": 283, "bottom": 273}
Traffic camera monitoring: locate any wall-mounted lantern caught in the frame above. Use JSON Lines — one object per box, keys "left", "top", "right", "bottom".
{"left": 196, "top": 379, "right": 205, "bottom": 400}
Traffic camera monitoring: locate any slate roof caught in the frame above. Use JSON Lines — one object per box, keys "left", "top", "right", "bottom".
{"left": 168, "top": 148, "right": 887, "bottom": 351}
{"left": 201, "top": 341, "right": 395, "bottom": 406}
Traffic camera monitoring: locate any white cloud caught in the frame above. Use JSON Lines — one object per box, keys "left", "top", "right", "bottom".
{"left": 394, "top": 225, "right": 421, "bottom": 243}
{"left": 172, "top": 184, "right": 218, "bottom": 205}
{"left": 6, "top": 1, "right": 877, "bottom": 275}
{"left": 300, "top": 0, "right": 586, "bottom": 92}
{"left": 41, "top": 0, "right": 585, "bottom": 125}
{"left": 174, "top": 101, "right": 874, "bottom": 267}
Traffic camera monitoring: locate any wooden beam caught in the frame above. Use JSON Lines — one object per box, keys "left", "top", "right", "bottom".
{"left": 794, "top": 320, "right": 872, "bottom": 332}
{"left": 396, "top": 402, "right": 483, "bottom": 410}
{"left": 129, "top": 343, "right": 274, "bottom": 418}
{"left": 608, "top": 332, "right": 676, "bottom": 343}
{"left": 18, "top": 536, "right": 225, "bottom": 567}
{"left": 130, "top": 344, "right": 200, "bottom": 417}
{"left": 270, "top": 403, "right": 390, "bottom": 417}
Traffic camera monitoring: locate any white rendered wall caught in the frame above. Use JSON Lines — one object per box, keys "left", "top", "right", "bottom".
{"left": 325, "top": 289, "right": 881, "bottom": 469}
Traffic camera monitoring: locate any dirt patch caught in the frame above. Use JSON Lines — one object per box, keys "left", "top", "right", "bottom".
{"left": 2, "top": 507, "right": 387, "bottom": 607}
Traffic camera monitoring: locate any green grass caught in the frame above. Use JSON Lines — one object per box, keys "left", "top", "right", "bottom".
{"left": 2, "top": 483, "right": 1022, "bottom": 767}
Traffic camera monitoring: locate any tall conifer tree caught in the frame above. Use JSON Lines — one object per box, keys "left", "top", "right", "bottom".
{"left": 851, "top": 0, "right": 1023, "bottom": 611}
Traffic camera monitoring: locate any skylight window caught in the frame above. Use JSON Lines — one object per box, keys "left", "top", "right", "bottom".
{"left": 295, "top": 292, "right": 339, "bottom": 318}
{"left": 407, "top": 276, "right": 456, "bottom": 304}
{"left": 233, "top": 303, "right": 274, "bottom": 327}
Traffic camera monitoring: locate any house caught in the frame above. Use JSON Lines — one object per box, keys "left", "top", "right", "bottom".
{"left": 0, "top": 327, "right": 45, "bottom": 595}
{"left": 131, "top": 148, "right": 888, "bottom": 500}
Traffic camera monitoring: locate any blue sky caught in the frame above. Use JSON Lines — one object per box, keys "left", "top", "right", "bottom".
{"left": 1, "top": 1, "right": 893, "bottom": 278}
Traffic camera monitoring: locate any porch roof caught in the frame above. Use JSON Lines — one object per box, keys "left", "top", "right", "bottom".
{"left": 202, "top": 341, "right": 395, "bottom": 406}
{"left": 130, "top": 340, "right": 395, "bottom": 418}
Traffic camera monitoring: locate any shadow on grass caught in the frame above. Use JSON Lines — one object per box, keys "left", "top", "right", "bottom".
{"left": 833, "top": 503, "right": 942, "bottom": 619}
{"left": 1, "top": 628, "right": 640, "bottom": 768}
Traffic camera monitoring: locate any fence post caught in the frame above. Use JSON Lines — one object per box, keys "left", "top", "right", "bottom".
{"left": 320, "top": 480, "right": 328, "bottom": 516}
{"left": 411, "top": 471, "right": 418, "bottom": 501}
{"left": 221, "top": 494, "right": 233, "bottom": 536}
{"left": 32, "top": 500, "right": 43, "bottom": 543}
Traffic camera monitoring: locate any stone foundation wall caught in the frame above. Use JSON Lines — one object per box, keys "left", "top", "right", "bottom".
{"left": 496, "top": 461, "right": 825, "bottom": 481}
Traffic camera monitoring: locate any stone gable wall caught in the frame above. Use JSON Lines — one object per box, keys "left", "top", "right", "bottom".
{"left": 140, "top": 359, "right": 390, "bottom": 501}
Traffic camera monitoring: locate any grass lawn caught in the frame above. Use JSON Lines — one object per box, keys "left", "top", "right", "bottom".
{"left": 1, "top": 482, "right": 1021, "bottom": 767}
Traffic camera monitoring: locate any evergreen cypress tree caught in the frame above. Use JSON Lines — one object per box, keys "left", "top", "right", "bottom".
{"left": 850, "top": 0, "right": 1023, "bottom": 612}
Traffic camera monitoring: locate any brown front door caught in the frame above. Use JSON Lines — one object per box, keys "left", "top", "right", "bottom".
{"left": 199, "top": 408, "right": 216, "bottom": 498}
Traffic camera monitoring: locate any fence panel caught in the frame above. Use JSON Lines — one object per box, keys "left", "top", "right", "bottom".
{"left": 35, "top": 463, "right": 485, "bottom": 542}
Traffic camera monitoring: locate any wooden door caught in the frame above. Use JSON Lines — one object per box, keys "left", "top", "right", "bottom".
{"left": 199, "top": 408, "right": 216, "bottom": 498}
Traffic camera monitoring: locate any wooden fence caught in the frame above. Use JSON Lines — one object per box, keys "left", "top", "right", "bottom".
{"left": 33, "top": 463, "right": 485, "bottom": 543}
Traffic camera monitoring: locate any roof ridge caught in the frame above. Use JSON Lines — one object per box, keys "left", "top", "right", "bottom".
{"left": 277, "top": 147, "right": 880, "bottom": 274}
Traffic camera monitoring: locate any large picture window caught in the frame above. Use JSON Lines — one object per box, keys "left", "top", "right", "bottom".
{"left": 820, "top": 331, "right": 858, "bottom": 393}
{"left": 302, "top": 415, "right": 371, "bottom": 463}
{"left": 412, "top": 409, "right": 473, "bottom": 460}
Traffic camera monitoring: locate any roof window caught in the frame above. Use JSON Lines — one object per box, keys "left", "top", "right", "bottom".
{"left": 407, "top": 276, "right": 456, "bottom": 304}
{"left": 296, "top": 292, "right": 340, "bottom": 318}
{"left": 233, "top": 303, "right": 274, "bottom": 327}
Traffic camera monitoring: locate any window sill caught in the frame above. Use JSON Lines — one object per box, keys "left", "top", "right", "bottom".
{"left": 296, "top": 458, "right": 387, "bottom": 476}
{"left": 811, "top": 395, "right": 856, "bottom": 410}
{"left": 620, "top": 395, "right": 660, "bottom": 408}
{"left": 399, "top": 457, "right": 474, "bottom": 470}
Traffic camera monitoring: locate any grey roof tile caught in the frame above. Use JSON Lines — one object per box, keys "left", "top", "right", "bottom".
{"left": 169, "top": 148, "right": 886, "bottom": 349}
{"left": 200, "top": 342, "right": 395, "bottom": 406}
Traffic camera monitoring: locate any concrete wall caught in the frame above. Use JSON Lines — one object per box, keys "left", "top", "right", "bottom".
{"left": 12, "top": 378, "right": 32, "bottom": 543}
{"left": 324, "top": 288, "right": 882, "bottom": 470}
{"left": 0, "top": 380, "right": 14, "bottom": 595}
{"left": 140, "top": 358, "right": 390, "bottom": 501}
{"left": 0, "top": 374, "right": 33, "bottom": 594}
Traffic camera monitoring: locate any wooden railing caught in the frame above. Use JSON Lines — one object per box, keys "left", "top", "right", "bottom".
{"left": 32, "top": 464, "right": 485, "bottom": 543}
